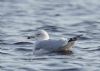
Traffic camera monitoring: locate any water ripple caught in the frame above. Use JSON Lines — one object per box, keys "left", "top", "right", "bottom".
{"left": 15, "top": 48, "right": 32, "bottom": 52}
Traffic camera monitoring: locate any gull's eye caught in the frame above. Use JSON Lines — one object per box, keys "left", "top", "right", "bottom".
{"left": 36, "top": 33, "right": 41, "bottom": 36}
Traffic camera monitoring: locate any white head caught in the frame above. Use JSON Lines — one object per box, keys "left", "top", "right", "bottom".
{"left": 28, "top": 30, "right": 49, "bottom": 40}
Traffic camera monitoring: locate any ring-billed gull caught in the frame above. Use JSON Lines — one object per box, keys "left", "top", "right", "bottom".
{"left": 28, "top": 30, "right": 82, "bottom": 53}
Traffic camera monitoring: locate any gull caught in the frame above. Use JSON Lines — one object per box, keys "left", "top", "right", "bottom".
{"left": 28, "top": 30, "right": 82, "bottom": 53}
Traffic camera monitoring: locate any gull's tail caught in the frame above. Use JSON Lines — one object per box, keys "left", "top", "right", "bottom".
{"left": 63, "top": 35, "right": 82, "bottom": 51}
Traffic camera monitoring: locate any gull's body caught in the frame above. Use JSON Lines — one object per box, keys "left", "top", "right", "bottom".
{"left": 28, "top": 30, "right": 81, "bottom": 52}
{"left": 35, "top": 39, "right": 67, "bottom": 51}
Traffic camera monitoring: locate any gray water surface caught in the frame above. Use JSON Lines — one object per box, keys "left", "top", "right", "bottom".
{"left": 0, "top": 0, "right": 100, "bottom": 71}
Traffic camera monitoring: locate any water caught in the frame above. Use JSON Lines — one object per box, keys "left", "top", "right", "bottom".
{"left": 0, "top": 0, "right": 100, "bottom": 71}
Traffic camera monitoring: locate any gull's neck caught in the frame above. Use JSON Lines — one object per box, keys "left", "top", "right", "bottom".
{"left": 42, "top": 34, "right": 49, "bottom": 40}
{"left": 37, "top": 30, "right": 50, "bottom": 41}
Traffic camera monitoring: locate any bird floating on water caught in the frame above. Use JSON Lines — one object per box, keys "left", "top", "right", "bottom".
{"left": 27, "top": 30, "right": 82, "bottom": 53}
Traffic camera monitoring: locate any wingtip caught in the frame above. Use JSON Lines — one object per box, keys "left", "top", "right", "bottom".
{"left": 68, "top": 34, "right": 83, "bottom": 42}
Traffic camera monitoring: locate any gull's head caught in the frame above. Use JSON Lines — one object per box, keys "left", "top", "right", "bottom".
{"left": 28, "top": 30, "right": 49, "bottom": 40}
